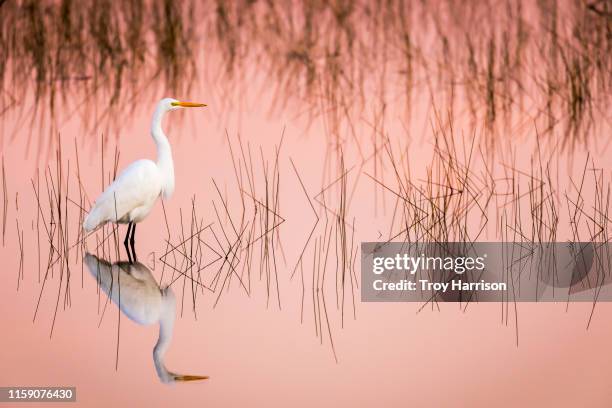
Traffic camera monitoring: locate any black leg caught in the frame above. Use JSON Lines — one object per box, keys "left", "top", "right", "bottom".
{"left": 130, "top": 223, "right": 137, "bottom": 262}
{"left": 124, "top": 222, "right": 134, "bottom": 263}
{"left": 123, "top": 222, "right": 132, "bottom": 248}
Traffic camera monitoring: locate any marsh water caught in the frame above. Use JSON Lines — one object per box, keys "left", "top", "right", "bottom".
{"left": 1, "top": 1, "right": 612, "bottom": 406}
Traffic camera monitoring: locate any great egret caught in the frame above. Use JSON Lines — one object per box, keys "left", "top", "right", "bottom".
{"left": 84, "top": 253, "right": 208, "bottom": 383}
{"left": 83, "top": 98, "right": 206, "bottom": 261}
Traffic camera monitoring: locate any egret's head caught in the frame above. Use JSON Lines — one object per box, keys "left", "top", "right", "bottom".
{"left": 160, "top": 97, "right": 207, "bottom": 112}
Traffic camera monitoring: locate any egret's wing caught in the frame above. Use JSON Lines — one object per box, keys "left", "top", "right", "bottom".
{"left": 87, "top": 160, "right": 161, "bottom": 226}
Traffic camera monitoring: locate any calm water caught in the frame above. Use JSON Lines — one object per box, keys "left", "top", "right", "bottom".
{"left": 1, "top": 1, "right": 612, "bottom": 406}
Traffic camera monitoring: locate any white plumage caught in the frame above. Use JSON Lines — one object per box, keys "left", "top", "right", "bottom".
{"left": 83, "top": 98, "right": 206, "bottom": 256}
{"left": 83, "top": 159, "right": 163, "bottom": 230}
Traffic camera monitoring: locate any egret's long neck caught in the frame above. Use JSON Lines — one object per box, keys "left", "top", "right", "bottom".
{"left": 151, "top": 106, "right": 175, "bottom": 199}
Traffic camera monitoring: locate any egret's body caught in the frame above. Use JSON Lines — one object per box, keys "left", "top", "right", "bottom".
{"left": 83, "top": 98, "right": 206, "bottom": 260}
{"left": 84, "top": 159, "right": 164, "bottom": 227}
{"left": 84, "top": 253, "right": 208, "bottom": 383}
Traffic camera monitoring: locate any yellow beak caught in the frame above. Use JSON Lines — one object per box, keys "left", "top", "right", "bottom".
{"left": 172, "top": 101, "right": 207, "bottom": 107}
{"left": 174, "top": 374, "right": 210, "bottom": 382}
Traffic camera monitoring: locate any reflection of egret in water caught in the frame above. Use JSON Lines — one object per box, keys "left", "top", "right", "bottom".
{"left": 84, "top": 253, "right": 208, "bottom": 383}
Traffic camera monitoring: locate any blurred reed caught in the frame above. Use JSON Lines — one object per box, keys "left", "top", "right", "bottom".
{"left": 0, "top": 0, "right": 609, "bottom": 152}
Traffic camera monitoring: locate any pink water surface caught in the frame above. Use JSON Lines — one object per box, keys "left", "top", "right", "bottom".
{"left": 1, "top": 46, "right": 612, "bottom": 408}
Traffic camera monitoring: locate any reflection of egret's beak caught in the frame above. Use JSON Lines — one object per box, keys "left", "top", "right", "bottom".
{"left": 174, "top": 374, "right": 209, "bottom": 382}
{"left": 171, "top": 101, "right": 207, "bottom": 107}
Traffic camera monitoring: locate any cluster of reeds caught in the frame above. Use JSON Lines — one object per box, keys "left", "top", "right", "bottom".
{"left": 2, "top": 132, "right": 133, "bottom": 338}
{"left": 287, "top": 150, "right": 360, "bottom": 361}
{"left": 362, "top": 106, "right": 612, "bottom": 340}
{"left": 2, "top": 113, "right": 609, "bottom": 358}
{"left": 155, "top": 132, "right": 286, "bottom": 320}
